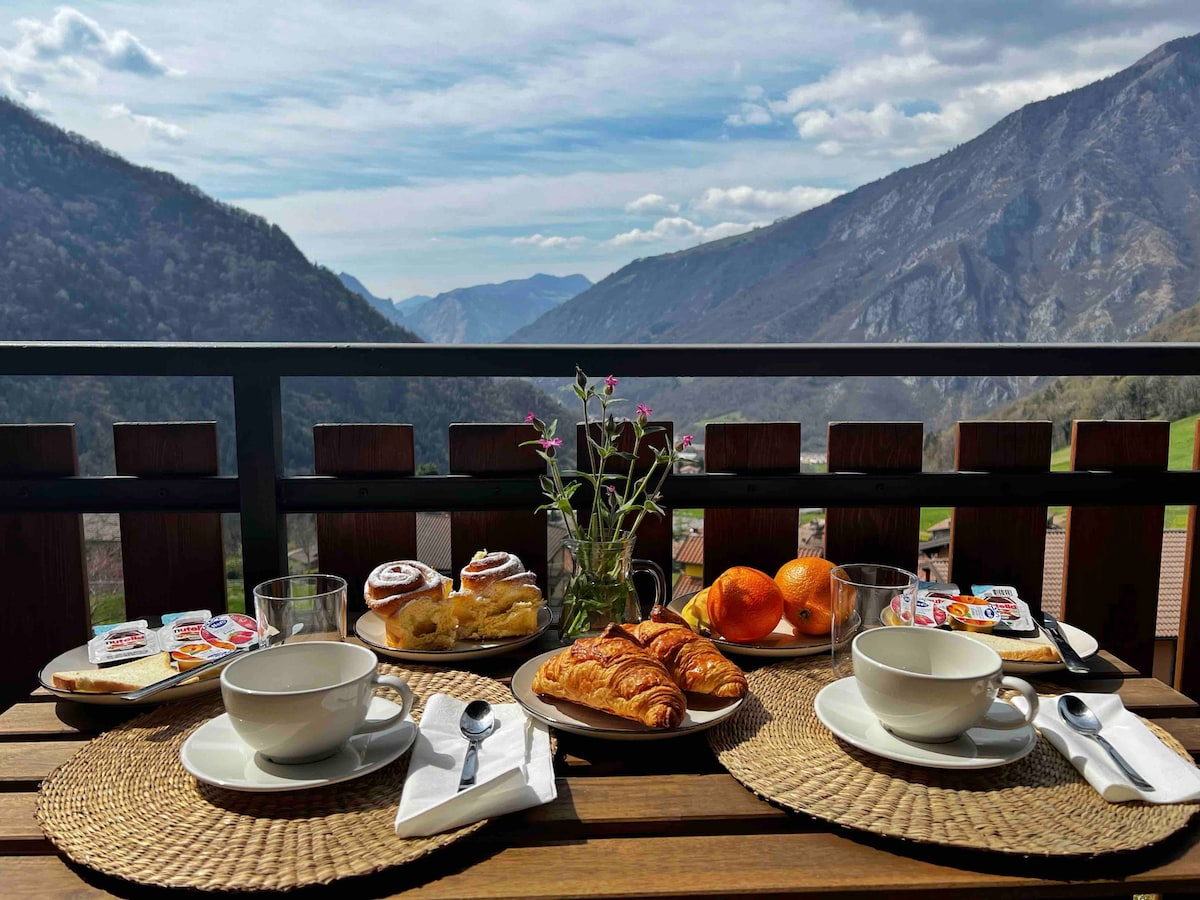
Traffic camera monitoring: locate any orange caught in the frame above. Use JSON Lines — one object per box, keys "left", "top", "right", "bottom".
{"left": 775, "top": 557, "right": 838, "bottom": 636}
{"left": 708, "top": 566, "right": 784, "bottom": 642}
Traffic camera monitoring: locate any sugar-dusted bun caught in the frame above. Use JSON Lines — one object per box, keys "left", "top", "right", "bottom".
{"left": 365, "top": 560, "right": 450, "bottom": 616}
{"left": 459, "top": 550, "right": 536, "bottom": 594}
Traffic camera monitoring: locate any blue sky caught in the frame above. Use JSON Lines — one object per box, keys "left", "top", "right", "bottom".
{"left": 3, "top": 2, "right": 1199, "bottom": 299}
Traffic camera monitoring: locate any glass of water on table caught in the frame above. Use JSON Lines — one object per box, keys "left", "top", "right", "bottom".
{"left": 254, "top": 574, "right": 348, "bottom": 646}
{"left": 830, "top": 564, "right": 918, "bottom": 680}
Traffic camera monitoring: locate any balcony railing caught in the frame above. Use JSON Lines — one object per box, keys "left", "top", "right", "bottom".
{"left": 3, "top": 341, "right": 1199, "bottom": 704}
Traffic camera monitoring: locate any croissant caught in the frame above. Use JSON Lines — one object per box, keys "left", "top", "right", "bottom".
{"left": 626, "top": 606, "right": 748, "bottom": 699}
{"left": 532, "top": 624, "right": 686, "bottom": 728}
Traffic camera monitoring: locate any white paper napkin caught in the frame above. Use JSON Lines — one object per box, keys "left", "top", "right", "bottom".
{"left": 394, "top": 694, "right": 556, "bottom": 837}
{"left": 1033, "top": 692, "right": 1200, "bottom": 803}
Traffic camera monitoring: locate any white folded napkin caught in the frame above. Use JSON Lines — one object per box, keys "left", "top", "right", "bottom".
{"left": 1034, "top": 692, "right": 1200, "bottom": 803}
{"left": 394, "top": 694, "right": 556, "bottom": 837}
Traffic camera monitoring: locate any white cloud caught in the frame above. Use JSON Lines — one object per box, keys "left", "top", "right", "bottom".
{"left": 693, "top": 184, "right": 844, "bottom": 217}
{"left": 625, "top": 193, "right": 679, "bottom": 214}
{"left": 725, "top": 102, "right": 773, "bottom": 127}
{"left": 512, "top": 233, "right": 586, "bottom": 248}
{"left": 816, "top": 140, "right": 843, "bottom": 156}
{"left": 13, "top": 8, "right": 177, "bottom": 77}
{"left": 607, "top": 216, "right": 765, "bottom": 247}
{"left": 105, "top": 103, "right": 186, "bottom": 141}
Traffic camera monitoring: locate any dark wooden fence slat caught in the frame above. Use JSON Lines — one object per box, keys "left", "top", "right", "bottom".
{"left": 950, "top": 421, "right": 1052, "bottom": 610}
{"left": 577, "top": 421, "right": 675, "bottom": 614}
{"left": 824, "top": 422, "right": 922, "bottom": 571}
{"left": 704, "top": 423, "right": 802, "bottom": 585}
{"left": 0, "top": 426, "right": 89, "bottom": 705}
{"left": 450, "top": 424, "right": 548, "bottom": 593}
{"left": 114, "top": 423, "right": 225, "bottom": 619}
{"left": 314, "top": 425, "right": 416, "bottom": 614}
{"left": 1177, "top": 420, "right": 1200, "bottom": 697}
{"left": 1063, "top": 420, "right": 1169, "bottom": 676}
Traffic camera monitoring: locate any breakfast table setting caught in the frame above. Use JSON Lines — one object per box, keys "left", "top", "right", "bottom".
{"left": 9, "top": 374, "right": 1200, "bottom": 898}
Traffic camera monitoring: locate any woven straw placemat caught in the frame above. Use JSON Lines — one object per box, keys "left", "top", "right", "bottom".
{"left": 708, "top": 657, "right": 1199, "bottom": 857}
{"left": 37, "top": 663, "right": 513, "bottom": 891}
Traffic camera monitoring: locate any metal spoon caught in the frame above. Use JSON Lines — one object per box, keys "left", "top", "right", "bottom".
{"left": 1057, "top": 695, "right": 1154, "bottom": 791}
{"left": 457, "top": 700, "right": 496, "bottom": 792}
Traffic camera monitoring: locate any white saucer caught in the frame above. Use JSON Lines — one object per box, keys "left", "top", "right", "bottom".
{"left": 813, "top": 677, "right": 1038, "bottom": 769}
{"left": 180, "top": 696, "right": 416, "bottom": 791}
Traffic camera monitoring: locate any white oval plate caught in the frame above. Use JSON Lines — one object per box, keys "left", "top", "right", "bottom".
{"left": 355, "top": 605, "right": 552, "bottom": 662}
{"left": 667, "top": 593, "right": 832, "bottom": 658}
{"left": 877, "top": 608, "right": 1099, "bottom": 674}
{"left": 181, "top": 696, "right": 415, "bottom": 792}
{"left": 510, "top": 647, "right": 744, "bottom": 741}
{"left": 38, "top": 645, "right": 224, "bottom": 706}
{"left": 814, "top": 677, "right": 1038, "bottom": 769}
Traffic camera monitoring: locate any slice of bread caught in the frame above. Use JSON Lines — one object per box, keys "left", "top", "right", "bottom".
{"left": 51, "top": 651, "right": 217, "bottom": 693}
{"left": 958, "top": 630, "right": 1061, "bottom": 663}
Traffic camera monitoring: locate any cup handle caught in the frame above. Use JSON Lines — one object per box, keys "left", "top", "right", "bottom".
{"left": 979, "top": 676, "right": 1039, "bottom": 730}
{"left": 355, "top": 674, "right": 414, "bottom": 735}
{"left": 632, "top": 558, "right": 666, "bottom": 615}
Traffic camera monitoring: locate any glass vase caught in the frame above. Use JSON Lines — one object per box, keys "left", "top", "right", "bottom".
{"left": 558, "top": 538, "right": 665, "bottom": 641}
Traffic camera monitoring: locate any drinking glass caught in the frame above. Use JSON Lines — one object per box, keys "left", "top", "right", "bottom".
{"left": 830, "top": 563, "right": 917, "bottom": 679}
{"left": 253, "top": 574, "right": 348, "bottom": 646}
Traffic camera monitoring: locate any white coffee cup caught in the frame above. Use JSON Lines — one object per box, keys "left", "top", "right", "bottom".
{"left": 220, "top": 641, "right": 413, "bottom": 764}
{"left": 852, "top": 626, "right": 1039, "bottom": 743}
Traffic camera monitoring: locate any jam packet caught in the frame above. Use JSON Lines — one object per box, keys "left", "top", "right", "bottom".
{"left": 971, "top": 585, "right": 1037, "bottom": 636}
{"left": 945, "top": 597, "right": 1001, "bottom": 632}
{"left": 888, "top": 582, "right": 956, "bottom": 627}
{"left": 200, "top": 613, "right": 261, "bottom": 650}
{"left": 88, "top": 620, "right": 160, "bottom": 664}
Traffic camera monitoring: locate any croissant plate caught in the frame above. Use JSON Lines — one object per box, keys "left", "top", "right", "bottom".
{"left": 532, "top": 624, "right": 686, "bottom": 728}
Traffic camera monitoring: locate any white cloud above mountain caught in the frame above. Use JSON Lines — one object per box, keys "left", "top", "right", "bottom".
{"left": 106, "top": 103, "right": 186, "bottom": 141}
{"left": 512, "top": 233, "right": 586, "bottom": 248}
{"left": 13, "top": 8, "right": 176, "bottom": 78}
{"left": 608, "top": 216, "right": 766, "bottom": 247}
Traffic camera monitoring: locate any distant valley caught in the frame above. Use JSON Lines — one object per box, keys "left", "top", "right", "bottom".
{"left": 340, "top": 272, "right": 591, "bottom": 343}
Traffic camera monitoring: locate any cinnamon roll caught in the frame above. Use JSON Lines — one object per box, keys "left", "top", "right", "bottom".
{"left": 451, "top": 550, "right": 544, "bottom": 639}
{"left": 365, "top": 560, "right": 455, "bottom": 650}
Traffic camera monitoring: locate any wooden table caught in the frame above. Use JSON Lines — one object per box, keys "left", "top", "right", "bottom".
{"left": 5, "top": 648, "right": 1200, "bottom": 899}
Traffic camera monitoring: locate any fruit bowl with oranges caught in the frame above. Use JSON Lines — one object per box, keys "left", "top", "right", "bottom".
{"left": 667, "top": 557, "right": 848, "bottom": 658}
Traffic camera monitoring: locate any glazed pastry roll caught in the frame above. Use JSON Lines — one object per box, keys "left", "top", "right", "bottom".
{"left": 452, "top": 550, "right": 544, "bottom": 639}
{"left": 532, "top": 624, "right": 686, "bottom": 728}
{"left": 365, "top": 560, "right": 455, "bottom": 650}
{"left": 628, "top": 606, "right": 748, "bottom": 699}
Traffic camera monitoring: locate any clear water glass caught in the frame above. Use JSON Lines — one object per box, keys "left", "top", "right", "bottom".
{"left": 830, "top": 563, "right": 918, "bottom": 679}
{"left": 253, "top": 574, "right": 348, "bottom": 646}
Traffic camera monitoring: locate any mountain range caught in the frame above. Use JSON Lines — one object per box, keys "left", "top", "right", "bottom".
{"left": 511, "top": 34, "right": 1200, "bottom": 442}
{"left": 0, "top": 97, "right": 556, "bottom": 474}
{"left": 342, "top": 272, "right": 591, "bottom": 342}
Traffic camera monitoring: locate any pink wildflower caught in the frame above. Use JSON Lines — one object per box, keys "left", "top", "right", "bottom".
{"left": 636, "top": 403, "right": 652, "bottom": 419}
{"left": 604, "top": 375, "right": 618, "bottom": 389}
{"left": 681, "top": 435, "right": 693, "bottom": 449}
{"left": 525, "top": 411, "right": 536, "bottom": 423}
{"left": 538, "top": 437, "right": 563, "bottom": 450}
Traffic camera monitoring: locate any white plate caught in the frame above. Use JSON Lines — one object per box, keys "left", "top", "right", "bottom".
{"left": 180, "top": 696, "right": 416, "bottom": 792}
{"left": 355, "top": 605, "right": 552, "bottom": 662}
{"left": 877, "top": 608, "right": 1099, "bottom": 674}
{"left": 667, "top": 593, "right": 833, "bottom": 658}
{"left": 814, "top": 677, "right": 1038, "bottom": 769}
{"left": 510, "top": 647, "right": 744, "bottom": 741}
{"left": 37, "top": 645, "right": 225, "bottom": 706}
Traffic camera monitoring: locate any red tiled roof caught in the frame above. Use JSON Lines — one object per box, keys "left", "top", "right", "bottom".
{"left": 676, "top": 532, "right": 705, "bottom": 566}
{"left": 416, "top": 512, "right": 452, "bottom": 573}
{"left": 673, "top": 573, "right": 703, "bottom": 600}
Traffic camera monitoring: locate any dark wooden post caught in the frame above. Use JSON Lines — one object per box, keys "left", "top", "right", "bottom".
{"left": 1062, "top": 420, "right": 1168, "bottom": 676}
{"left": 450, "top": 424, "right": 548, "bottom": 592}
{"left": 1176, "top": 420, "right": 1200, "bottom": 697}
{"left": 314, "top": 425, "right": 416, "bottom": 614}
{"left": 0, "top": 425, "right": 89, "bottom": 705}
{"left": 115, "top": 422, "right": 225, "bottom": 619}
{"left": 825, "top": 422, "right": 922, "bottom": 571}
{"left": 950, "top": 421, "right": 1052, "bottom": 610}
{"left": 704, "top": 423, "right": 802, "bottom": 584}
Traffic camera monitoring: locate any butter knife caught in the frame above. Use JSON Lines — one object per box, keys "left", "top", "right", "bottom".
{"left": 119, "top": 647, "right": 251, "bottom": 701}
{"left": 1041, "top": 611, "right": 1090, "bottom": 675}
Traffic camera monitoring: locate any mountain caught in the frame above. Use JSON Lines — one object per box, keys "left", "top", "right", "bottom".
{"left": 0, "top": 97, "right": 557, "bottom": 473}
{"left": 399, "top": 273, "right": 591, "bottom": 342}
{"left": 512, "top": 35, "right": 1200, "bottom": 438}
{"left": 336, "top": 272, "right": 405, "bottom": 324}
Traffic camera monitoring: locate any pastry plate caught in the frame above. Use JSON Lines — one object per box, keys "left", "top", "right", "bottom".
{"left": 38, "top": 644, "right": 224, "bottom": 706}
{"left": 814, "top": 676, "right": 1038, "bottom": 769}
{"left": 355, "top": 605, "right": 552, "bottom": 663}
{"left": 510, "top": 647, "right": 744, "bottom": 741}
{"left": 877, "top": 607, "right": 1099, "bottom": 674}
{"left": 181, "top": 696, "right": 416, "bottom": 792}
{"left": 668, "top": 593, "right": 834, "bottom": 658}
